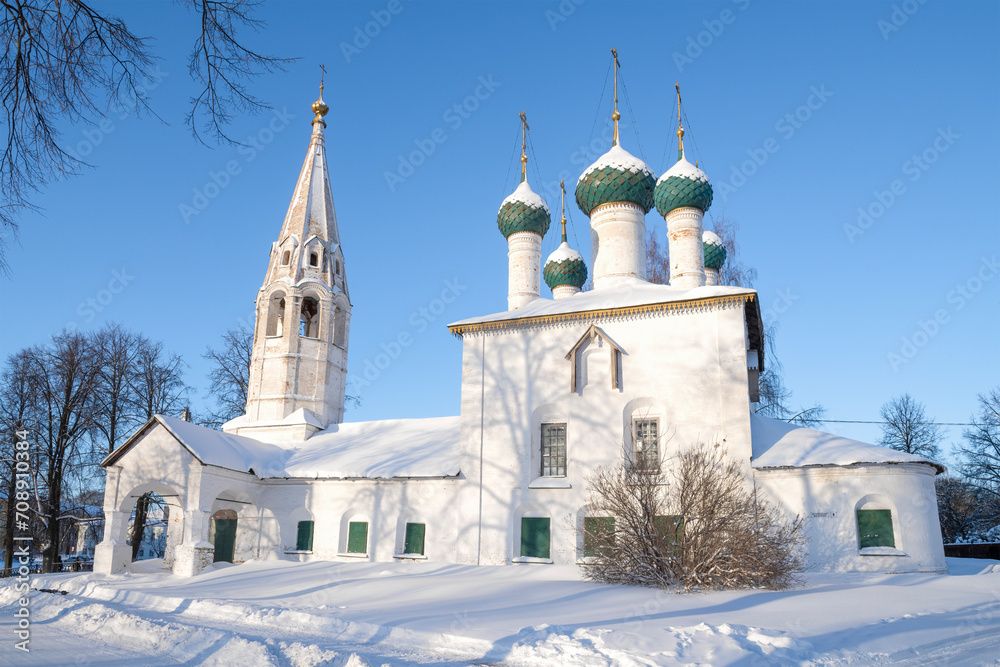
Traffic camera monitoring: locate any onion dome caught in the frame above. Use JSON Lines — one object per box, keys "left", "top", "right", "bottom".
{"left": 654, "top": 157, "right": 714, "bottom": 216}
{"left": 703, "top": 230, "right": 727, "bottom": 270}
{"left": 546, "top": 181, "right": 587, "bottom": 290}
{"left": 544, "top": 241, "right": 587, "bottom": 290}
{"left": 497, "top": 180, "right": 551, "bottom": 238}
{"left": 575, "top": 144, "right": 656, "bottom": 216}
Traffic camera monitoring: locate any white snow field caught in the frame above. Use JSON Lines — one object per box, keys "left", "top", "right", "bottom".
{"left": 3, "top": 558, "right": 1000, "bottom": 666}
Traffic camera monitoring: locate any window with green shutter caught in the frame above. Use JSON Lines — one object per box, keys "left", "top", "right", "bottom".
{"left": 347, "top": 521, "right": 368, "bottom": 554}
{"left": 403, "top": 522, "right": 425, "bottom": 555}
{"left": 296, "top": 520, "right": 314, "bottom": 551}
{"left": 857, "top": 509, "right": 895, "bottom": 548}
{"left": 654, "top": 515, "right": 684, "bottom": 554}
{"left": 520, "top": 517, "right": 551, "bottom": 559}
{"left": 583, "top": 517, "right": 615, "bottom": 558}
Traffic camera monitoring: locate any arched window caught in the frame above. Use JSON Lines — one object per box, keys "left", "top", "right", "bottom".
{"left": 281, "top": 250, "right": 291, "bottom": 266}
{"left": 333, "top": 305, "right": 347, "bottom": 346}
{"left": 266, "top": 293, "right": 286, "bottom": 336}
{"left": 309, "top": 252, "right": 318, "bottom": 267}
{"left": 300, "top": 297, "right": 320, "bottom": 338}
{"left": 335, "top": 260, "right": 340, "bottom": 275}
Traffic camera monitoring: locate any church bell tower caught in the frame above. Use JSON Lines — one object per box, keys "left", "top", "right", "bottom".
{"left": 226, "top": 79, "right": 351, "bottom": 443}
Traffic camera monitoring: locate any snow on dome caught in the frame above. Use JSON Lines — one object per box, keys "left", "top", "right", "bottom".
{"left": 501, "top": 179, "right": 549, "bottom": 212}
{"left": 703, "top": 229, "right": 727, "bottom": 270}
{"left": 544, "top": 241, "right": 588, "bottom": 290}
{"left": 654, "top": 156, "right": 714, "bottom": 216}
{"left": 546, "top": 241, "right": 584, "bottom": 264}
{"left": 575, "top": 144, "right": 656, "bottom": 216}
{"left": 498, "top": 180, "right": 551, "bottom": 239}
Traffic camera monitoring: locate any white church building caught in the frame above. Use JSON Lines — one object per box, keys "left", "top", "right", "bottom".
{"left": 95, "top": 80, "right": 947, "bottom": 579}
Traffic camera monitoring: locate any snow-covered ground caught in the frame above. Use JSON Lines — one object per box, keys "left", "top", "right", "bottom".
{"left": 3, "top": 557, "right": 1000, "bottom": 666}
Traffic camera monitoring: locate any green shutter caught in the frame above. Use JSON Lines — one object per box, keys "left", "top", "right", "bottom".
{"left": 857, "top": 509, "right": 895, "bottom": 548}
{"left": 520, "top": 517, "right": 551, "bottom": 559}
{"left": 583, "top": 517, "right": 615, "bottom": 557}
{"left": 296, "top": 520, "right": 314, "bottom": 551}
{"left": 404, "top": 523, "right": 426, "bottom": 555}
{"left": 347, "top": 521, "right": 368, "bottom": 554}
{"left": 654, "top": 515, "right": 683, "bottom": 554}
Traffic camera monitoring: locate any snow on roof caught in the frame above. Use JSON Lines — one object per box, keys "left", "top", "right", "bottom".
{"left": 108, "top": 415, "right": 461, "bottom": 480}
{"left": 450, "top": 281, "right": 756, "bottom": 329}
{"left": 545, "top": 241, "right": 584, "bottom": 265}
{"left": 156, "top": 416, "right": 288, "bottom": 475}
{"left": 283, "top": 416, "right": 461, "bottom": 479}
{"left": 750, "top": 413, "right": 944, "bottom": 473}
{"left": 656, "top": 156, "right": 710, "bottom": 185}
{"left": 500, "top": 180, "right": 549, "bottom": 212}
{"left": 578, "top": 144, "right": 654, "bottom": 183}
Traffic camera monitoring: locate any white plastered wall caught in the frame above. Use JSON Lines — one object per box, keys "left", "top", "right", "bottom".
{"left": 456, "top": 299, "right": 755, "bottom": 566}
{"left": 753, "top": 463, "right": 946, "bottom": 573}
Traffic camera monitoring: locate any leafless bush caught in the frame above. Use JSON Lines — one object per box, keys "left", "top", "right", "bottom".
{"left": 581, "top": 444, "right": 806, "bottom": 591}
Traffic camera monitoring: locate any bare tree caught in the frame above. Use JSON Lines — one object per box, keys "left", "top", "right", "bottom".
{"left": 0, "top": 0, "right": 291, "bottom": 271}
{"left": 877, "top": 394, "right": 943, "bottom": 459}
{"left": 958, "top": 388, "right": 1000, "bottom": 500}
{"left": 582, "top": 443, "right": 806, "bottom": 591}
{"left": 935, "top": 475, "right": 999, "bottom": 543}
{"left": 0, "top": 350, "right": 40, "bottom": 574}
{"left": 203, "top": 323, "right": 254, "bottom": 428}
{"left": 29, "top": 331, "right": 102, "bottom": 573}
{"left": 91, "top": 324, "right": 145, "bottom": 455}
{"left": 645, "top": 228, "right": 670, "bottom": 285}
{"left": 185, "top": 0, "right": 294, "bottom": 145}
{"left": 131, "top": 340, "right": 187, "bottom": 421}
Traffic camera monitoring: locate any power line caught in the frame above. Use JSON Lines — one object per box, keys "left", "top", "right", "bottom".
{"left": 822, "top": 420, "right": 977, "bottom": 427}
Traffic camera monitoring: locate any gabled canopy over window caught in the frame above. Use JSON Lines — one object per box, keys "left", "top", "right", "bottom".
{"left": 565, "top": 324, "right": 623, "bottom": 393}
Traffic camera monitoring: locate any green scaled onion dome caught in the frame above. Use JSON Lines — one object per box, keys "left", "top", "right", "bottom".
{"left": 544, "top": 239, "right": 588, "bottom": 290}
{"left": 703, "top": 229, "right": 727, "bottom": 270}
{"left": 498, "top": 180, "right": 551, "bottom": 238}
{"left": 654, "top": 157, "right": 714, "bottom": 216}
{"left": 575, "top": 144, "right": 656, "bottom": 216}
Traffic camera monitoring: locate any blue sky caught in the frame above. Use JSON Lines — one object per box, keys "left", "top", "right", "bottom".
{"left": 1, "top": 0, "right": 997, "bottom": 465}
